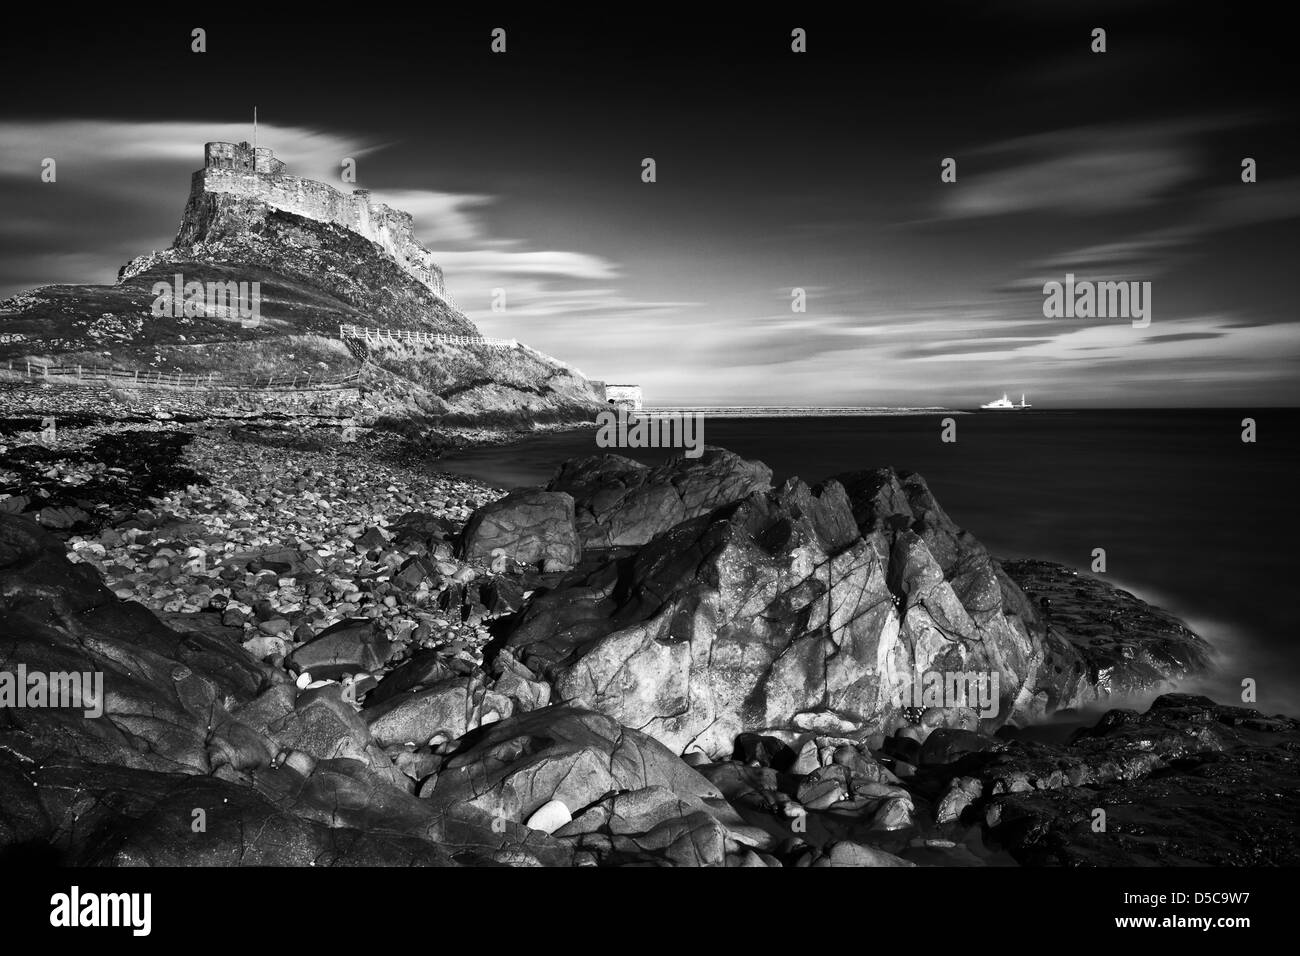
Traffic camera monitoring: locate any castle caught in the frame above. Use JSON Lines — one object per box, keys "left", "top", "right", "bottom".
{"left": 189, "top": 141, "right": 451, "bottom": 304}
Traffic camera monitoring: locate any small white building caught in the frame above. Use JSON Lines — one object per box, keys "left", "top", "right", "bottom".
{"left": 604, "top": 384, "right": 643, "bottom": 410}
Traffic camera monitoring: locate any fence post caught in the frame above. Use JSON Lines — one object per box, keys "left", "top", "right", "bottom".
{"left": 134, "top": 369, "right": 139, "bottom": 384}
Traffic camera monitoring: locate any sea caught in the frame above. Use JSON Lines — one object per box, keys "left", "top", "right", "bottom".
{"left": 435, "top": 409, "right": 1300, "bottom": 718}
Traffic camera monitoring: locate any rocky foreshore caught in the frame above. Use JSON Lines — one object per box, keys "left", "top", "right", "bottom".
{"left": 2, "top": 412, "right": 1296, "bottom": 867}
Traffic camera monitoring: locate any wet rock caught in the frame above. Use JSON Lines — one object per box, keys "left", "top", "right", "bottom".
{"left": 1002, "top": 559, "right": 1214, "bottom": 708}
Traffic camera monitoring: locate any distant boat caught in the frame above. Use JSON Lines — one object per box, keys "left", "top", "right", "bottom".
{"left": 981, "top": 393, "right": 1031, "bottom": 410}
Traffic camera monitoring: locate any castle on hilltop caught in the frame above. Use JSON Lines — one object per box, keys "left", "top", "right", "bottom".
{"left": 188, "top": 141, "right": 451, "bottom": 304}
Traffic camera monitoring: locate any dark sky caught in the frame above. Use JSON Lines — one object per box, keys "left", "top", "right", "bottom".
{"left": 2, "top": 3, "right": 1297, "bottom": 406}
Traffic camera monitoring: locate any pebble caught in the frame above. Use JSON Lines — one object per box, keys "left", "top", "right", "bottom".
{"left": 525, "top": 799, "right": 573, "bottom": 834}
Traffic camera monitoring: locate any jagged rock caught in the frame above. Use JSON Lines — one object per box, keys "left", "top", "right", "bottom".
{"left": 935, "top": 776, "right": 983, "bottom": 824}
{"left": 507, "top": 473, "right": 1038, "bottom": 758}
{"left": 393, "top": 555, "right": 437, "bottom": 591}
{"left": 547, "top": 447, "right": 774, "bottom": 549}
{"left": 460, "top": 490, "right": 580, "bottom": 570}
{"left": 791, "top": 740, "right": 821, "bottom": 775}
{"left": 491, "top": 650, "right": 552, "bottom": 713}
{"left": 508, "top": 460, "right": 1214, "bottom": 760}
{"left": 480, "top": 576, "right": 525, "bottom": 616}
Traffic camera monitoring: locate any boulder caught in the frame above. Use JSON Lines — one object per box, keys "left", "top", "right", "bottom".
{"left": 287, "top": 618, "right": 392, "bottom": 681}
{"left": 935, "top": 776, "right": 983, "bottom": 824}
{"left": 554, "top": 786, "right": 746, "bottom": 866}
{"left": 547, "top": 447, "right": 773, "bottom": 550}
{"left": 460, "top": 490, "right": 580, "bottom": 570}
{"left": 364, "top": 674, "right": 513, "bottom": 747}
{"left": 506, "top": 473, "right": 1034, "bottom": 757}
{"left": 422, "top": 706, "right": 722, "bottom": 828}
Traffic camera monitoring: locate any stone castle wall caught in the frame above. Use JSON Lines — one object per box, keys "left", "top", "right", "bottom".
{"left": 192, "top": 143, "right": 447, "bottom": 300}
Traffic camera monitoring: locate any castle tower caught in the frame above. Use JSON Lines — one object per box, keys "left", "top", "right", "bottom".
{"left": 202, "top": 141, "right": 285, "bottom": 177}
{"left": 191, "top": 141, "right": 447, "bottom": 304}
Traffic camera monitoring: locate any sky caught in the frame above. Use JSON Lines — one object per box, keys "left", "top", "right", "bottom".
{"left": 1, "top": 4, "right": 1297, "bottom": 407}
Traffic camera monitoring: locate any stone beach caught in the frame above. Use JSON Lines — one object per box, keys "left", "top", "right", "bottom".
{"left": 3, "top": 387, "right": 1296, "bottom": 867}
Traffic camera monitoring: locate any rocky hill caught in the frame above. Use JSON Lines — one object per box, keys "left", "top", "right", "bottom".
{"left": 0, "top": 161, "right": 606, "bottom": 430}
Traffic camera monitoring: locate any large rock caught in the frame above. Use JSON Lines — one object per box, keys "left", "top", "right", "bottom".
{"left": 0, "top": 514, "right": 570, "bottom": 866}
{"left": 423, "top": 706, "right": 722, "bottom": 827}
{"left": 0, "top": 512, "right": 286, "bottom": 779}
{"left": 287, "top": 618, "right": 393, "bottom": 681}
{"left": 978, "top": 695, "right": 1300, "bottom": 865}
{"left": 506, "top": 473, "right": 1039, "bottom": 757}
{"left": 547, "top": 447, "right": 773, "bottom": 549}
{"left": 460, "top": 489, "right": 580, "bottom": 570}
{"left": 1001, "top": 559, "right": 1213, "bottom": 710}
{"left": 508, "top": 461, "right": 1213, "bottom": 760}
{"left": 363, "top": 674, "right": 513, "bottom": 747}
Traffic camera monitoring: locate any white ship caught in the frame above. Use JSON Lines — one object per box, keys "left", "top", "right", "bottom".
{"left": 980, "top": 393, "right": 1031, "bottom": 410}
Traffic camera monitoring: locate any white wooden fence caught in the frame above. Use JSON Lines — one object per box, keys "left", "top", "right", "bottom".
{"left": 2, "top": 361, "right": 362, "bottom": 391}
{"left": 338, "top": 324, "right": 517, "bottom": 350}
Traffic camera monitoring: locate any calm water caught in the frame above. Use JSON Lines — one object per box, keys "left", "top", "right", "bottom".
{"left": 437, "top": 410, "right": 1300, "bottom": 716}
